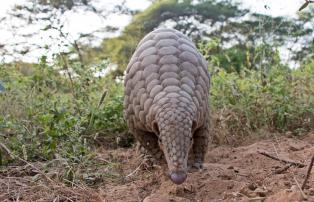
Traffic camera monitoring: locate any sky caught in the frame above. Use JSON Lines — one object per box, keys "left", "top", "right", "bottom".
{"left": 0, "top": 0, "right": 308, "bottom": 18}
{"left": 0, "top": 0, "right": 310, "bottom": 63}
{"left": 235, "top": 0, "right": 305, "bottom": 17}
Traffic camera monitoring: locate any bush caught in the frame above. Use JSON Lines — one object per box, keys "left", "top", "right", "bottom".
{"left": 0, "top": 58, "right": 127, "bottom": 166}
{"left": 210, "top": 63, "right": 314, "bottom": 142}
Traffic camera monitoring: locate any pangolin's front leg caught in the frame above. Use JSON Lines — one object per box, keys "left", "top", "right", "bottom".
{"left": 132, "top": 129, "right": 164, "bottom": 161}
{"left": 192, "top": 122, "right": 210, "bottom": 169}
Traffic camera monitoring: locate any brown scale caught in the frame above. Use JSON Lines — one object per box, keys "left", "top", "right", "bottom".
{"left": 124, "top": 28, "right": 210, "bottom": 185}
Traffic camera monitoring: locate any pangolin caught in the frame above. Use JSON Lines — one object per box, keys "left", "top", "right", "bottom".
{"left": 123, "top": 28, "right": 210, "bottom": 185}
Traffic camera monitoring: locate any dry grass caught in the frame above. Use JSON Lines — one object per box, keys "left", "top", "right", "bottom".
{"left": 0, "top": 176, "right": 102, "bottom": 202}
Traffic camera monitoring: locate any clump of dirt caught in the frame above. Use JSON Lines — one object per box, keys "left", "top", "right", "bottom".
{"left": 1, "top": 132, "right": 314, "bottom": 201}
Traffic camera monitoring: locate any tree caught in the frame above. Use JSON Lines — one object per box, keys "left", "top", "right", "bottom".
{"left": 101, "top": 0, "right": 248, "bottom": 76}
{"left": 293, "top": 7, "right": 314, "bottom": 63}
{"left": 0, "top": 0, "right": 131, "bottom": 64}
{"left": 101, "top": 0, "right": 313, "bottom": 76}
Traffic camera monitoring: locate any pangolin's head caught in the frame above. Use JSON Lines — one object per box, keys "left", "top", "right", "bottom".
{"left": 155, "top": 108, "right": 194, "bottom": 185}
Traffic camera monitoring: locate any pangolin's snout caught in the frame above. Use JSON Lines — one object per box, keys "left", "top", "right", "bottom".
{"left": 169, "top": 170, "right": 187, "bottom": 185}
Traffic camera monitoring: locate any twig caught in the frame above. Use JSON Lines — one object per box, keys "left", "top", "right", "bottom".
{"left": 0, "top": 142, "right": 15, "bottom": 159}
{"left": 274, "top": 164, "right": 292, "bottom": 174}
{"left": 95, "top": 156, "right": 112, "bottom": 164}
{"left": 62, "top": 178, "right": 87, "bottom": 191}
{"left": 257, "top": 151, "right": 306, "bottom": 168}
{"left": 53, "top": 196, "right": 60, "bottom": 202}
{"left": 61, "top": 53, "right": 75, "bottom": 97}
{"left": 97, "top": 89, "right": 107, "bottom": 109}
{"left": 299, "top": 0, "right": 314, "bottom": 11}
{"left": 302, "top": 155, "right": 314, "bottom": 190}
{"left": 60, "top": 53, "right": 81, "bottom": 114}
{"left": 272, "top": 142, "right": 280, "bottom": 159}
{"left": 0, "top": 142, "right": 54, "bottom": 183}
{"left": 88, "top": 89, "right": 107, "bottom": 129}
{"left": 125, "top": 161, "right": 144, "bottom": 179}
{"left": 237, "top": 192, "right": 266, "bottom": 201}
{"left": 73, "top": 39, "right": 85, "bottom": 69}
{"left": 63, "top": 196, "right": 75, "bottom": 202}
{"left": 293, "top": 176, "right": 307, "bottom": 200}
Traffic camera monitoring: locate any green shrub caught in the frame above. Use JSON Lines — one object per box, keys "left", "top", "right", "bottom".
{"left": 210, "top": 63, "right": 314, "bottom": 140}
{"left": 0, "top": 58, "right": 127, "bottom": 166}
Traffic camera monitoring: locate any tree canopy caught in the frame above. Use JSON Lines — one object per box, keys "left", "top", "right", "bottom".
{"left": 100, "top": 0, "right": 313, "bottom": 76}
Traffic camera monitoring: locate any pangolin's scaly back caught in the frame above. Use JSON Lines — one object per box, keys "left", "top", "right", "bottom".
{"left": 124, "top": 28, "right": 210, "bottom": 133}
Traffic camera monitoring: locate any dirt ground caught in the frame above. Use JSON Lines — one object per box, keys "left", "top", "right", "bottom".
{"left": 1, "top": 132, "right": 314, "bottom": 202}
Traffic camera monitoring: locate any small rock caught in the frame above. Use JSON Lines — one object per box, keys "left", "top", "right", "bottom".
{"left": 248, "top": 183, "right": 257, "bottom": 191}
{"left": 254, "top": 187, "right": 267, "bottom": 197}
{"left": 283, "top": 181, "right": 291, "bottom": 187}
{"left": 227, "top": 183, "right": 234, "bottom": 189}
{"left": 218, "top": 174, "right": 232, "bottom": 180}
{"left": 227, "top": 166, "right": 234, "bottom": 169}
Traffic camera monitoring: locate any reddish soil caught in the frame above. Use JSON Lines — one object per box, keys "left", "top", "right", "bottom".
{"left": 1, "top": 132, "right": 314, "bottom": 202}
